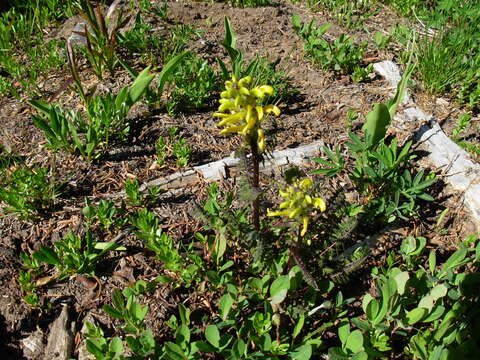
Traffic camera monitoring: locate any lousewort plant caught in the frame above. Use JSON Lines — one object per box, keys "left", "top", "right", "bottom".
{"left": 214, "top": 74, "right": 280, "bottom": 231}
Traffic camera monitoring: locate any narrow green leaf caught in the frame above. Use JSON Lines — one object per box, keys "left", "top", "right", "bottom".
{"left": 128, "top": 66, "right": 154, "bottom": 105}
{"left": 158, "top": 51, "right": 189, "bottom": 95}
{"left": 406, "top": 307, "right": 427, "bottom": 325}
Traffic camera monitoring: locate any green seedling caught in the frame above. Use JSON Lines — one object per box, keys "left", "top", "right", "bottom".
{"left": 83, "top": 198, "right": 126, "bottom": 230}
{"left": 30, "top": 66, "right": 154, "bottom": 161}
{"left": 0, "top": 165, "right": 59, "bottom": 221}
{"left": 17, "top": 270, "right": 40, "bottom": 308}
{"left": 173, "top": 138, "right": 191, "bottom": 167}
{"left": 74, "top": 0, "right": 130, "bottom": 78}
{"left": 166, "top": 52, "right": 218, "bottom": 115}
{"left": 292, "top": 15, "right": 373, "bottom": 81}
{"left": 130, "top": 209, "right": 199, "bottom": 284}
{"left": 33, "top": 230, "right": 125, "bottom": 279}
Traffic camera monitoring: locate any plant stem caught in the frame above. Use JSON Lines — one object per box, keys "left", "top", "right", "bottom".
{"left": 249, "top": 136, "right": 260, "bottom": 232}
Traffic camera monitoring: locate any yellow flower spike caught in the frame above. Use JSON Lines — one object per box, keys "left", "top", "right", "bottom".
{"left": 289, "top": 207, "right": 302, "bottom": 219}
{"left": 279, "top": 200, "right": 291, "bottom": 209}
{"left": 239, "top": 87, "right": 250, "bottom": 96}
{"left": 257, "top": 128, "right": 265, "bottom": 151}
{"left": 258, "top": 85, "right": 274, "bottom": 96}
{"left": 313, "top": 198, "right": 326, "bottom": 212}
{"left": 301, "top": 216, "right": 309, "bottom": 237}
{"left": 299, "top": 178, "right": 313, "bottom": 190}
{"left": 250, "top": 87, "right": 264, "bottom": 99}
{"left": 238, "top": 76, "right": 252, "bottom": 87}
{"left": 220, "top": 125, "right": 245, "bottom": 134}
{"left": 217, "top": 112, "right": 246, "bottom": 126}
{"left": 255, "top": 106, "right": 264, "bottom": 121}
{"left": 264, "top": 104, "right": 281, "bottom": 116}
{"left": 213, "top": 112, "right": 229, "bottom": 118}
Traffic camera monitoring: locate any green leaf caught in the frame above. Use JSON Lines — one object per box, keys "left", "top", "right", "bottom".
{"left": 338, "top": 321, "right": 350, "bottom": 347}
{"left": 175, "top": 324, "right": 190, "bottom": 347}
{"left": 289, "top": 344, "right": 312, "bottom": 360}
{"left": 158, "top": 51, "right": 189, "bottom": 95}
{"left": 128, "top": 66, "right": 155, "bottom": 105}
{"left": 430, "top": 284, "right": 448, "bottom": 300}
{"left": 363, "top": 103, "right": 390, "bottom": 148}
{"left": 429, "top": 250, "right": 437, "bottom": 274}
{"left": 442, "top": 247, "right": 468, "bottom": 273}
{"left": 422, "top": 305, "right": 445, "bottom": 322}
{"left": 205, "top": 325, "right": 220, "bottom": 348}
{"left": 33, "top": 246, "right": 60, "bottom": 265}
{"left": 293, "top": 313, "right": 305, "bottom": 340}
{"left": 345, "top": 330, "right": 364, "bottom": 353}
{"left": 406, "top": 307, "right": 427, "bottom": 325}
{"left": 109, "top": 337, "right": 124, "bottom": 354}
{"left": 394, "top": 271, "right": 409, "bottom": 295}
{"left": 103, "top": 304, "right": 124, "bottom": 320}
{"left": 165, "top": 342, "right": 187, "bottom": 360}
{"left": 270, "top": 275, "right": 290, "bottom": 305}
{"left": 219, "top": 293, "right": 234, "bottom": 321}
{"left": 328, "top": 347, "right": 350, "bottom": 360}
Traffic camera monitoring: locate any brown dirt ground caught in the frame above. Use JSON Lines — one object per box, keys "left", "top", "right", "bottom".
{"left": 0, "top": 0, "right": 477, "bottom": 358}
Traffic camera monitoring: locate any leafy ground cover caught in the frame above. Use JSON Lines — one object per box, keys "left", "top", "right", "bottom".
{"left": 0, "top": 0, "right": 479, "bottom": 359}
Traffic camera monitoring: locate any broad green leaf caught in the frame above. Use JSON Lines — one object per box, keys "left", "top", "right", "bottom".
{"left": 94, "top": 241, "right": 126, "bottom": 251}
{"left": 102, "top": 304, "right": 124, "bottom": 320}
{"left": 394, "top": 271, "right": 409, "bottom": 295}
{"left": 29, "top": 99, "right": 53, "bottom": 114}
{"left": 176, "top": 324, "right": 190, "bottom": 347}
{"left": 109, "top": 336, "right": 123, "bottom": 354}
{"left": 289, "top": 344, "right": 312, "bottom": 360}
{"left": 269, "top": 275, "right": 290, "bottom": 305}
{"left": 429, "top": 250, "right": 437, "bottom": 274}
{"left": 165, "top": 342, "right": 186, "bottom": 360}
{"left": 219, "top": 293, "right": 234, "bottom": 321}
{"left": 406, "top": 307, "right": 427, "bottom": 325}
{"left": 328, "top": 347, "right": 350, "bottom": 360}
{"left": 363, "top": 103, "right": 390, "bottom": 148}
{"left": 345, "top": 330, "right": 364, "bottom": 353}
{"left": 178, "top": 303, "right": 190, "bottom": 325}
{"left": 373, "top": 283, "right": 391, "bottom": 325}
{"left": 418, "top": 295, "right": 434, "bottom": 311}
{"left": 338, "top": 321, "right": 350, "bottom": 347}
{"left": 442, "top": 247, "right": 468, "bottom": 272}
{"left": 430, "top": 284, "right": 448, "bottom": 300}
{"left": 205, "top": 325, "right": 220, "bottom": 348}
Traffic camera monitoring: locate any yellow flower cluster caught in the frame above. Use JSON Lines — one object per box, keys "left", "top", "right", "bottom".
{"left": 214, "top": 75, "right": 280, "bottom": 151}
{"left": 267, "top": 178, "right": 326, "bottom": 238}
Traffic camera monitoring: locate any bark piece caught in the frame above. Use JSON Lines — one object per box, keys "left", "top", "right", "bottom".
{"left": 44, "top": 305, "right": 74, "bottom": 360}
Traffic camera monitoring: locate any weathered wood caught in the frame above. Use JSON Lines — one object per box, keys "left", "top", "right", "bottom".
{"left": 44, "top": 305, "right": 74, "bottom": 360}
